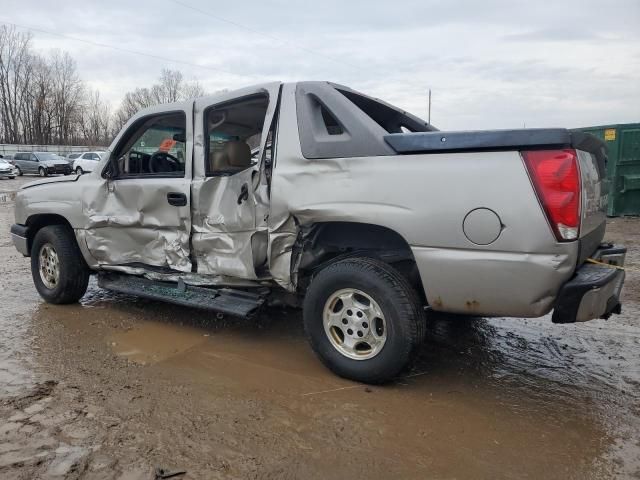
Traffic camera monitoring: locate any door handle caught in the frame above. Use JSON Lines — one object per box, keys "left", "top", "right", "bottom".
{"left": 167, "top": 192, "right": 187, "bottom": 207}
{"left": 237, "top": 183, "right": 249, "bottom": 205}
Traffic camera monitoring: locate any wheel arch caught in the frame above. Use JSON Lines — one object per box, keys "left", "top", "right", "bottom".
{"left": 295, "top": 221, "right": 426, "bottom": 302}
{"left": 25, "top": 214, "right": 75, "bottom": 256}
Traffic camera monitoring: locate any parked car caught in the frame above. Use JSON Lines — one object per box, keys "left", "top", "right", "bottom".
{"left": 72, "top": 151, "right": 105, "bottom": 174}
{"left": 65, "top": 153, "right": 82, "bottom": 165}
{"left": 0, "top": 158, "right": 15, "bottom": 179}
{"left": 12, "top": 152, "right": 72, "bottom": 176}
{"left": 9, "top": 81, "right": 626, "bottom": 383}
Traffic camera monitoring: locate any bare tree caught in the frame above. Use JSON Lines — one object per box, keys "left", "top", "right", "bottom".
{"left": 0, "top": 27, "right": 207, "bottom": 147}
{"left": 49, "top": 51, "right": 83, "bottom": 144}
{"left": 79, "top": 89, "right": 111, "bottom": 145}
{"left": 113, "top": 69, "right": 207, "bottom": 132}
{"left": 0, "top": 26, "right": 33, "bottom": 143}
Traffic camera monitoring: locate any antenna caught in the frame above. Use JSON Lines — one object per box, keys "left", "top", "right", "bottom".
{"left": 428, "top": 89, "right": 432, "bottom": 125}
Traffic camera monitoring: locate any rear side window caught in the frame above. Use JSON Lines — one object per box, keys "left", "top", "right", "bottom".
{"left": 204, "top": 94, "right": 268, "bottom": 176}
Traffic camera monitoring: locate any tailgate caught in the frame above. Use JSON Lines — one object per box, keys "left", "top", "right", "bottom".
{"left": 572, "top": 132, "right": 608, "bottom": 264}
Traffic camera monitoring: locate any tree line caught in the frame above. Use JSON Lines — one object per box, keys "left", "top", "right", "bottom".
{"left": 0, "top": 25, "right": 205, "bottom": 147}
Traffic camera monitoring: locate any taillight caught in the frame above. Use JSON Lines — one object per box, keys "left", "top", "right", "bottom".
{"left": 522, "top": 149, "right": 581, "bottom": 241}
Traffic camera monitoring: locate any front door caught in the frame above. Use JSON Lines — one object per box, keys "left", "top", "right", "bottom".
{"left": 191, "top": 83, "right": 281, "bottom": 279}
{"left": 84, "top": 106, "right": 193, "bottom": 272}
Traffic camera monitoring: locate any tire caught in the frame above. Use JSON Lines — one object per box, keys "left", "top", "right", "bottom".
{"left": 39, "top": 167, "right": 47, "bottom": 177}
{"left": 9, "top": 176, "right": 15, "bottom": 180}
{"left": 16, "top": 166, "right": 22, "bottom": 176}
{"left": 303, "top": 257, "right": 426, "bottom": 384}
{"left": 75, "top": 167, "right": 83, "bottom": 175}
{"left": 31, "top": 225, "right": 90, "bottom": 304}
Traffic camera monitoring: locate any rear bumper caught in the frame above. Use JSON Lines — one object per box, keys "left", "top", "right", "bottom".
{"left": 552, "top": 244, "right": 626, "bottom": 323}
{"left": 10, "top": 224, "right": 29, "bottom": 256}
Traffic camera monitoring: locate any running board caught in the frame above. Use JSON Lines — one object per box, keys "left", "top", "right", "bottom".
{"left": 97, "top": 273, "right": 265, "bottom": 318}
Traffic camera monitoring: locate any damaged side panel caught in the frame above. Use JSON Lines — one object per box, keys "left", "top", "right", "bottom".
{"left": 82, "top": 101, "right": 194, "bottom": 272}
{"left": 83, "top": 180, "right": 192, "bottom": 272}
{"left": 191, "top": 83, "right": 281, "bottom": 280}
{"left": 267, "top": 83, "right": 581, "bottom": 318}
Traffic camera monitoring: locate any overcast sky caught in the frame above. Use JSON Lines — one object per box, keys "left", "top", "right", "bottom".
{"left": 2, "top": 0, "right": 639, "bottom": 130}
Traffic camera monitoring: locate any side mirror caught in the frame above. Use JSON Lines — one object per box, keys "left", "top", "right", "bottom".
{"left": 173, "top": 132, "right": 186, "bottom": 143}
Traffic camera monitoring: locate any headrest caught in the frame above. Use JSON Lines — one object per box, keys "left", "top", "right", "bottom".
{"left": 224, "top": 141, "right": 251, "bottom": 169}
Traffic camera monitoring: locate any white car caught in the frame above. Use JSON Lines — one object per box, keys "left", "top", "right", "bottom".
{"left": 0, "top": 158, "right": 16, "bottom": 179}
{"left": 72, "top": 151, "right": 105, "bottom": 174}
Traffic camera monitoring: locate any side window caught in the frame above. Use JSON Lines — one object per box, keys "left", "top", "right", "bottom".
{"left": 91, "top": 153, "right": 101, "bottom": 161}
{"left": 30, "top": 154, "right": 37, "bottom": 162}
{"left": 111, "top": 112, "right": 186, "bottom": 178}
{"left": 204, "top": 94, "right": 268, "bottom": 176}
{"left": 81, "top": 153, "right": 92, "bottom": 159}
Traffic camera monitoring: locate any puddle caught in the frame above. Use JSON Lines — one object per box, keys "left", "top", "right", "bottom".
{"left": 87, "top": 306, "right": 629, "bottom": 478}
{"left": 109, "top": 322, "right": 208, "bottom": 365}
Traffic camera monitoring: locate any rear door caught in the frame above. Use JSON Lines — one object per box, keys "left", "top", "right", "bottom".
{"left": 191, "top": 83, "right": 281, "bottom": 279}
{"left": 83, "top": 104, "right": 194, "bottom": 272}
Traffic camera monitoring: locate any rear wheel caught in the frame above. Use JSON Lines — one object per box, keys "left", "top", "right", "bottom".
{"left": 303, "top": 257, "right": 426, "bottom": 384}
{"left": 75, "top": 167, "right": 83, "bottom": 175}
{"left": 38, "top": 167, "right": 47, "bottom": 177}
{"left": 31, "top": 225, "right": 90, "bottom": 304}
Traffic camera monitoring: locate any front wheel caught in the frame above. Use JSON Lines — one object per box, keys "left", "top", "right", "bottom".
{"left": 75, "top": 166, "right": 83, "bottom": 175}
{"left": 38, "top": 167, "right": 47, "bottom": 177}
{"left": 31, "top": 225, "right": 90, "bottom": 304}
{"left": 303, "top": 257, "right": 426, "bottom": 384}
{"left": 16, "top": 166, "right": 22, "bottom": 176}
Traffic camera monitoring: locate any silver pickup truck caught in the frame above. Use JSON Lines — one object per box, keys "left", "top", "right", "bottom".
{"left": 10, "top": 81, "right": 626, "bottom": 383}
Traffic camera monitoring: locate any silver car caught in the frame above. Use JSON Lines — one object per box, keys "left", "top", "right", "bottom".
{"left": 0, "top": 158, "right": 15, "bottom": 179}
{"left": 12, "top": 152, "right": 72, "bottom": 177}
{"left": 9, "top": 81, "right": 627, "bottom": 383}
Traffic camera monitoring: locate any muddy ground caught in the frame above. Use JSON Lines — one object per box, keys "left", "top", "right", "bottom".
{"left": 1, "top": 175, "right": 639, "bottom": 479}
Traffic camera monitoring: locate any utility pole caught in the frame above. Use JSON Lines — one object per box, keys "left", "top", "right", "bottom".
{"left": 428, "top": 89, "right": 432, "bottom": 125}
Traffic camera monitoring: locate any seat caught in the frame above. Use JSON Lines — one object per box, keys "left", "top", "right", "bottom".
{"left": 210, "top": 141, "right": 252, "bottom": 173}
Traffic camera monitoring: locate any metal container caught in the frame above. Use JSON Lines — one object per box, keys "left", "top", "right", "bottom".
{"left": 574, "top": 123, "right": 640, "bottom": 216}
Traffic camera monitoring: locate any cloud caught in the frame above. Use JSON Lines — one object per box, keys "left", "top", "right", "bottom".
{"left": 0, "top": 0, "right": 638, "bottom": 129}
{"left": 502, "top": 27, "right": 605, "bottom": 42}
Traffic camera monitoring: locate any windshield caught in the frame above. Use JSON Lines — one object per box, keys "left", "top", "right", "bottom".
{"left": 36, "top": 153, "right": 61, "bottom": 161}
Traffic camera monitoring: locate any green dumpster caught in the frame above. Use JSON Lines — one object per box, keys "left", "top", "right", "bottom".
{"left": 574, "top": 123, "right": 640, "bottom": 216}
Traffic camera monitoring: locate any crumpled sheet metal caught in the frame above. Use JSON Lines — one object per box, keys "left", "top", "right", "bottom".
{"left": 84, "top": 227, "right": 191, "bottom": 272}
{"left": 267, "top": 215, "right": 298, "bottom": 291}
{"left": 192, "top": 230, "right": 263, "bottom": 280}
{"left": 83, "top": 179, "right": 192, "bottom": 272}
{"left": 189, "top": 83, "right": 280, "bottom": 281}
{"left": 190, "top": 172, "right": 263, "bottom": 279}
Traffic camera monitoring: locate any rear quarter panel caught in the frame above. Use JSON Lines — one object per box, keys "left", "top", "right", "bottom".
{"left": 271, "top": 84, "right": 577, "bottom": 316}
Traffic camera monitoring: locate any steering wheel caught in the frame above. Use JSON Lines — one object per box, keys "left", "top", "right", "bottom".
{"left": 149, "top": 151, "right": 179, "bottom": 173}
